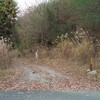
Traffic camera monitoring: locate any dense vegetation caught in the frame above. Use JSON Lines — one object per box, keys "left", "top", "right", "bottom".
{"left": 17, "top": 0, "right": 100, "bottom": 48}
{"left": 0, "top": 0, "right": 100, "bottom": 67}
{"left": 0, "top": 0, "right": 17, "bottom": 70}
{"left": 0, "top": 0, "right": 100, "bottom": 46}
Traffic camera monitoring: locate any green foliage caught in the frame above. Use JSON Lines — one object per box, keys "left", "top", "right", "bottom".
{"left": 72, "top": 0, "right": 100, "bottom": 38}
{"left": 0, "top": 0, "right": 18, "bottom": 40}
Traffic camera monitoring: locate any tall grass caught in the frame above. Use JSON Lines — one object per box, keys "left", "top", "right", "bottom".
{"left": 38, "top": 29, "right": 100, "bottom": 67}
{"left": 52, "top": 29, "right": 99, "bottom": 64}
{"left": 0, "top": 37, "right": 12, "bottom": 70}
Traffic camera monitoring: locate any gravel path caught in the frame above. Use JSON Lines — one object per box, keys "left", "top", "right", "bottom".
{"left": 19, "top": 63, "right": 70, "bottom": 84}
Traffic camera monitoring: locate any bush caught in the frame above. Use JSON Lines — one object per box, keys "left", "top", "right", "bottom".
{"left": 0, "top": 37, "right": 12, "bottom": 70}
{"left": 74, "top": 39, "right": 94, "bottom": 64}
{"left": 46, "top": 29, "right": 99, "bottom": 65}
{"left": 55, "top": 40, "right": 74, "bottom": 59}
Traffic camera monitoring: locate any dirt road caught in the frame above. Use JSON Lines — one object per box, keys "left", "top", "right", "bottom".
{"left": 0, "top": 59, "right": 100, "bottom": 90}
{"left": 18, "top": 61, "right": 71, "bottom": 90}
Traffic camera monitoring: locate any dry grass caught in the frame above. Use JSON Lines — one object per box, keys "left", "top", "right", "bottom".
{"left": 0, "top": 53, "right": 13, "bottom": 70}
{"left": 0, "top": 38, "right": 13, "bottom": 70}
{"left": 0, "top": 65, "right": 18, "bottom": 81}
{"left": 34, "top": 32, "right": 100, "bottom": 80}
{"left": 53, "top": 38, "right": 95, "bottom": 64}
{"left": 0, "top": 37, "right": 19, "bottom": 81}
{"left": 36, "top": 57, "right": 86, "bottom": 75}
{"left": 94, "top": 56, "right": 100, "bottom": 79}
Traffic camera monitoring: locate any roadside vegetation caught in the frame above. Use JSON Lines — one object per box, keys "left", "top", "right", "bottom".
{"left": 0, "top": 0, "right": 18, "bottom": 81}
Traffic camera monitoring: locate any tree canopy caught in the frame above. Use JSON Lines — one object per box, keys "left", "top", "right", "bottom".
{"left": 0, "top": 0, "right": 17, "bottom": 39}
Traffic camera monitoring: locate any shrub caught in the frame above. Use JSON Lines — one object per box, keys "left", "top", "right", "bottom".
{"left": 74, "top": 39, "right": 94, "bottom": 64}
{"left": 48, "top": 29, "right": 99, "bottom": 64}
{"left": 0, "top": 37, "right": 12, "bottom": 70}
{"left": 55, "top": 40, "right": 74, "bottom": 59}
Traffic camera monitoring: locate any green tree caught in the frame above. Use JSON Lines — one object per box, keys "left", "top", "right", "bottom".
{"left": 0, "top": 0, "right": 17, "bottom": 40}
{"left": 46, "top": 0, "right": 77, "bottom": 40}
{"left": 72, "top": 0, "right": 100, "bottom": 38}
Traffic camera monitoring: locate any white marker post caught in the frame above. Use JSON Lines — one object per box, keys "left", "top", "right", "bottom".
{"left": 35, "top": 49, "right": 38, "bottom": 59}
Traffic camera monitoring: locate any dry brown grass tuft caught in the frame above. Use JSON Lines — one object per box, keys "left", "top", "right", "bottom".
{"left": 0, "top": 37, "right": 13, "bottom": 70}
{"left": 0, "top": 65, "right": 18, "bottom": 81}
